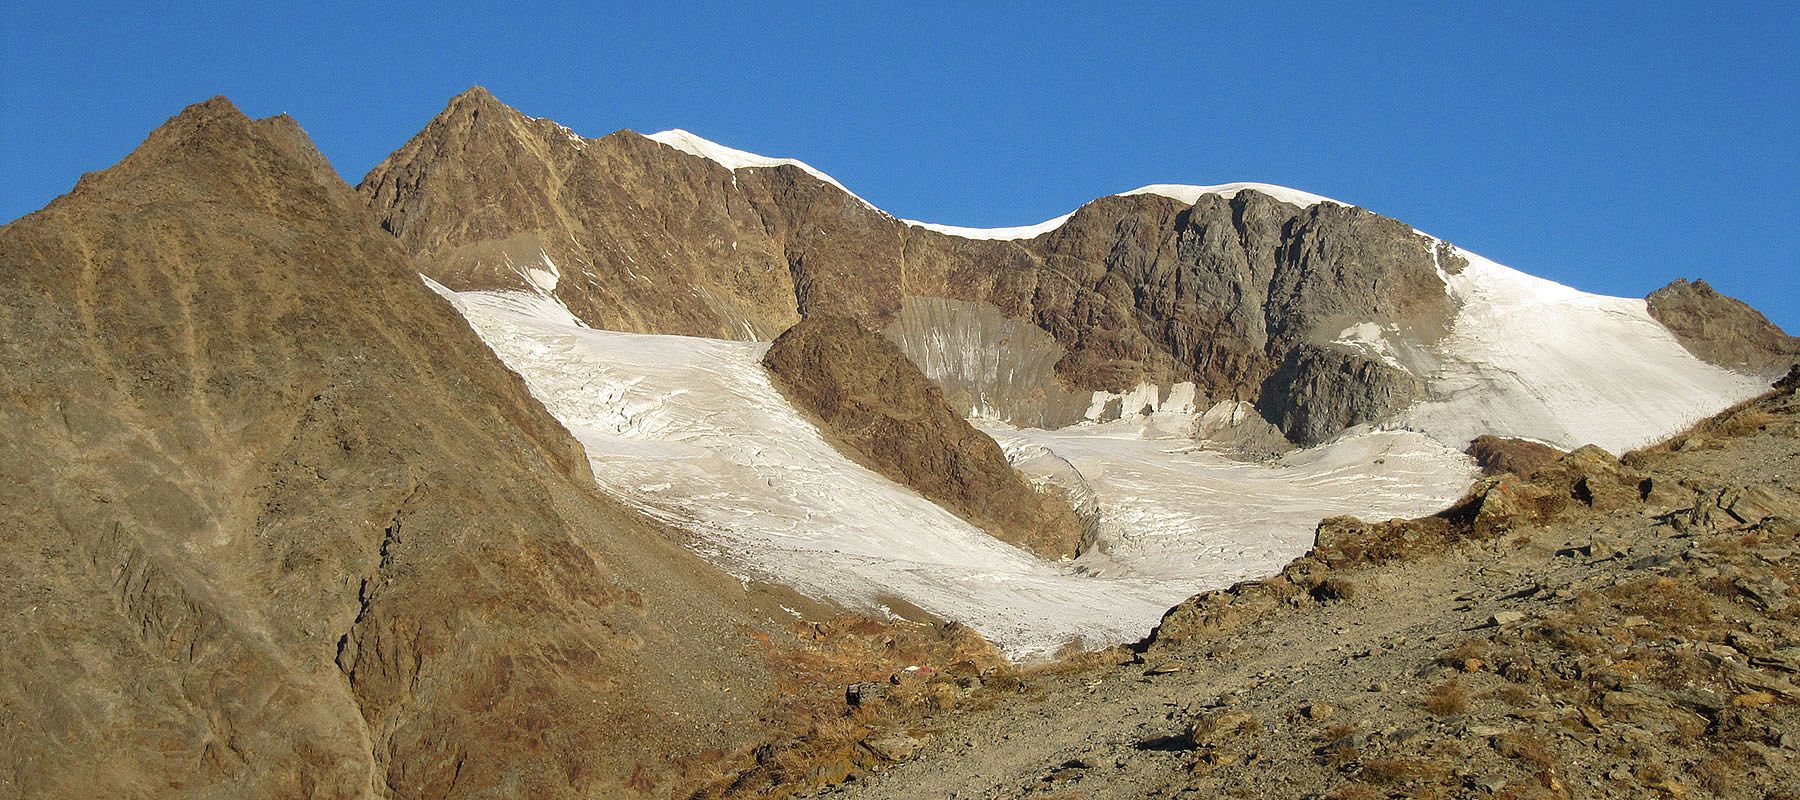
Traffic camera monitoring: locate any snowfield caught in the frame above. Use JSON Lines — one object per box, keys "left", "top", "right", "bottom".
{"left": 432, "top": 283, "right": 1476, "bottom": 658}
{"left": 1394, "top": 246, "right": 1766, "bottom": 453}
{"left": 647, "top": 128, "right": 880, "bottom": 210}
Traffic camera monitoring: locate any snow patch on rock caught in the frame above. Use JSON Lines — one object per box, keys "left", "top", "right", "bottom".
{"left": 1120, "top": 182, "right": 1342, "bottom": 210}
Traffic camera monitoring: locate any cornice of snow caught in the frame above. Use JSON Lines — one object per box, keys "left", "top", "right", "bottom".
{"left": 899, "top": 211, "right": 1079, "bottom": 241}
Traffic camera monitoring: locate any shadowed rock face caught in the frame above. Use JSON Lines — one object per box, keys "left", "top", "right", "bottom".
{"left": 763, "top": 315, "right": 1089, "bottom": 559}
{"left": 0, "top": 98, "right": 789, "bottom": 799}
{"left": 361, "top": 89, "right": 1458, "bottom": 445}
{"left": 1647, "top": 278, "right": 1800, "bottom": 378}
{"left": 881, "top": 297, "right": 1096, "bottom": 428}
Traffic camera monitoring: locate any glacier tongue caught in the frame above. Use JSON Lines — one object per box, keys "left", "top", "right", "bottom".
{"left": 431, "top": 284, "right": 1474, "bottom": 659}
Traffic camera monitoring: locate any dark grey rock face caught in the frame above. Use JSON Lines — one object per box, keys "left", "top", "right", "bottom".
{"left": 1258, "top": 346, "right": 1428, "bottom": 446}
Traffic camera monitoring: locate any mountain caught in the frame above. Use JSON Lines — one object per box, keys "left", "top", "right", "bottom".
{"left": 7, "top": 87, "right": 1795, "bottom": 798}
{"left": 352, "top": 87, "right": 1794, "bottom": 659}
{"left": 0, "top": 98, "right": 810, "bottom": 799}
{"left": 361, "top": 88, "right": 1791, "bottom": 452}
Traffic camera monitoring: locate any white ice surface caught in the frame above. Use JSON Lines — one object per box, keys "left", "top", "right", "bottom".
{"left": 433, "top": 285, "right": 1475, "bottom": 658}
{"left": 984, "top": 417, "right": 1477, "bottom": 584}
{"left": 1395, "top": 247, "right": 1765, "bottom": 453}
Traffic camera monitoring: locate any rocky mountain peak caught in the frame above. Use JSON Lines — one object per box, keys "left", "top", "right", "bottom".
{"left": 356, "top": 89, "right": 1782, "bottom": 450}
{"left": 0, "top": 99, "right": 809, "bottom": 797}
{"left": 1647, "top": 277, "right": 1800, "bottom": 377}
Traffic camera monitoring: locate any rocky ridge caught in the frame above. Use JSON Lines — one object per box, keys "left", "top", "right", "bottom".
{"left": 762, "top": 314, "right": 1090, "bottom": 560}
{"left": 1649, "top": 278, "right": 1800, "bottom": 378}
{"left": 361, "top": 89, "right": 1470, "bottom": 445}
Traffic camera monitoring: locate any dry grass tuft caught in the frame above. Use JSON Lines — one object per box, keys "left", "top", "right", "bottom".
{"left": 1360, "top": 756, "right": 1446, "bottom": 785}
{"left": 1424, "top": 679, "right": 1471, "bottom": 716}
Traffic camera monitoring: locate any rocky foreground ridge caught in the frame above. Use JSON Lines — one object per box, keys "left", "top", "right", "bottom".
{"left": 780, "top": 370, "right": 1800, "bottom": 800}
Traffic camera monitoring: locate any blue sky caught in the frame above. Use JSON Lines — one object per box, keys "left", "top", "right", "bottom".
{"left": 4, "top": 2, "right": 1796, "bottom": 332}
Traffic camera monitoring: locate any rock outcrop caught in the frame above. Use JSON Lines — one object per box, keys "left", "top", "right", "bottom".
{"left": 881, "top": 296, "right": 1096, "bottom": 428}
{"left": 1647, "top": 278, "right": 1800, "bottom": 377}
{"left": 1466, "top": 435, "right": 1567, "bottom": 477}
{"left": 1256, "top": 345, "right": 1426, "bottom": 445}
{"left": 763, "top": 315, "right": 1089, "bottom": 559}
{"left": 0, "top": 98, "right": 792, "bottom": 799}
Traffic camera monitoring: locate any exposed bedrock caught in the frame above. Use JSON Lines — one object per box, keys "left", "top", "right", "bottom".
{"left": 1466, "top": 435, "right": 1568, "bottom": 477}
{"left": 1257, "top": 345, "right": 1428, "bottom": 446}
{"left": 881, "top": 297, "right": 1094, "bottom": 428}
{"left": 1647, "top": 278, "right": 1800, "bottom": 377}
{"left": 763, "top": 314, "right": 1090, "bottom": 559}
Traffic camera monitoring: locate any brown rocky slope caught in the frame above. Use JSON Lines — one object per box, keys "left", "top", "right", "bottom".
{"left": 1648, "top": 277, "right": 1800, "bottom": 378}
{"left": 798, "top": 374, "right": 1800, "bottom": 799}
{"left": 763, "top": 314, "right": 1089, "bottom": 560}
{"left": 361, "top": 89, "right": 1464, "bottom": 444}
{"left": 0, "top": 98, "right": 825, "bottom": 799}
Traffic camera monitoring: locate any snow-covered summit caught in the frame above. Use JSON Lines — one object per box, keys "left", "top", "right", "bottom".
{"left": 900, "top": 183, "right": 1343, "bottom": 241}
{"left": 642, "top": 128, "right": 1345, "bottom": 242}
{"left": 645, "top": 128, "right": 878, "bottom": 209}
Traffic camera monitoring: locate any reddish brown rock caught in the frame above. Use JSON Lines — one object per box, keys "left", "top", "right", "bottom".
{"left": 1467, "top": 435, "right": 1567, "bottom": 477}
